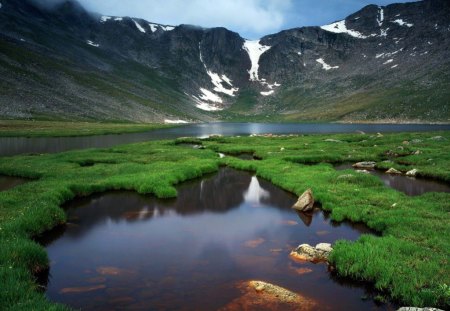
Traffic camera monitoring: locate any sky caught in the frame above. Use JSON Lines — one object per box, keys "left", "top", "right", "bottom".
{"left": 72, "top": 0, "right": 420, "bottom": 39}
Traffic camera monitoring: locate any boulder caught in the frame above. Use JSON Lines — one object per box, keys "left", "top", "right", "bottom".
{"left": 324, "top": 139, "right": 342, "bottom": 143}
{"left": 292, "top": 189, "right": 314, "bottom": 212}
{"left": 352, "top": 161, "right": 376, "bottom": 169}
{"left": 386, "top": 168, "right": 402, "bottom": 174}
{"left": 290, "top": 243, "right": 333, "bottom": 263}
{"left": 219, "top": 280, "right": 317, "bottom": 310}
{"left": 406, "top": 169, "right": 418, "bottom": 177}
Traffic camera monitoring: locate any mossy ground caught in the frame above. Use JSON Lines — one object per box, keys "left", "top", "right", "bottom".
{"left": 0, "top": 120, "right": 174, "bottom": 137}
{"left": 0, "top": 131, "right": 449, "bottom": 310}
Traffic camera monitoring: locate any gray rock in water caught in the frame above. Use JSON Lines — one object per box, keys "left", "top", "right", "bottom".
{"left": 292, "top": 189, "right": 314, "bottom": 212}
{"left": 386, "top": 168, "right": 402, "bottom": 174}
{"left": 406, "top": 169, "right": 418, "bottom": 177}
{"left": 353, "top": 161, "right": 376, "bottom": 169}
{"left": 290, "top": 243, "right": 333, "bottom": 263}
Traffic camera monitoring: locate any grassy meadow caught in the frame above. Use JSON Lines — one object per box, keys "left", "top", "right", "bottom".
{"left": 0, "top": 120, "right": 174, "bottom": 137}
{"left": 0, "top": 131, "right": 449, "bottom": 310}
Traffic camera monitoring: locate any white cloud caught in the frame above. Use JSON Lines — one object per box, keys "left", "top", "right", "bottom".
{"left": 79, "top": 0, "right": 292, "bottom": 39}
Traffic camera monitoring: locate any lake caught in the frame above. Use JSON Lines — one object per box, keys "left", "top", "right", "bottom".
{"left": 1, "top": 122, "right": 449, "bottom": 156}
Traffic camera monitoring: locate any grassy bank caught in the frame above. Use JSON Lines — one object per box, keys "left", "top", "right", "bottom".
{"left": 0, "top": 120, "right": 175, "bottom": 137}
{"left": 0, "top": 131, "right": 449, "bottom": 310}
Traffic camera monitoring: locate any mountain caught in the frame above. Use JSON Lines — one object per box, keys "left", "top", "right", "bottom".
{"left": 0, "top": 0, "right": 449, "bottom": 123}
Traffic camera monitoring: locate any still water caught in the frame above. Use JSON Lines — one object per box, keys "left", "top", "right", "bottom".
{"left": 2, "top": 123, "right": 449, "bottom": 156}
{"left": 0, "top": 175, "right": 29, "bottom": 191}
{"left": 38, "top": 168, "right": 396, "bottom": 310}
{"left": 334, "top": 163, "right": 450, "bottom": 196}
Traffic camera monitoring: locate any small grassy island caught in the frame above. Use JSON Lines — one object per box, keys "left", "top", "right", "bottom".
{"left": 0, "top": 131, "right": 449, "bottom": 310}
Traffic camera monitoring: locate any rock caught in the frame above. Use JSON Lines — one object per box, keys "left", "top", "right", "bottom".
{"left": 413, "top": 150, "right": 421, "bottom": 155}
{"left": 397, "top": 308, "right": 444, "bottom": 311}
{"left": 337, "top": 174, "right": 355, "bottom": 180}
{"left": 402, "top": 140, "right": 410, "bottom": 145}
{"left": 411, "top": 139, "right": 423, "bottom": 143}
{"left": 352, "top": 161, "right": 376, "bottom": 169}
{"left": 356, "top": 169, "right": 371, "bottom": 174}
{"left": 429, "top": 136, "right": 444, "bottom": 141}
{"left": 193, "top": 145, "right": 205, "bottom": 149}
{"left": 219, "top": 280, "right": 317, "bottom": 311}
{"left": 290, "top": 243, "right": 333, "bottom": 263}
{"left": 376, "top": 132, "right": 383, "bottom": 137}
{"left": 356, "top": 130, "right": 365, "bottom": 135}
{"left": 218, "top": 153, "right": 225, "bottom": 158}
{"left": 406, "top": 169, "right": 418, "bottom": 177}
{"left": 60, "top": 284, "right": 106, "bottom": 294}
{"left": 324, "top": 139, "right": 342, "bottom": 143}
{"left": 292, "top": 189, "right": 314, "bottom": 212}
{"left": 386, "top": 168, "right": 402, "bottom": 174}
{"left": 280, "top": 147, "right": 285, "bottom": 151}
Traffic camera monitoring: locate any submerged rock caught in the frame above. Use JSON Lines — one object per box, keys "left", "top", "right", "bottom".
{"left": 290, "top": 243, "right": 333, "bottom": 263}
{"left": 353, "top": 161, "right": 376, "bottom": 169}
{"left": 406, "top": 169, "right": 418, "bottom": 177}
{"left": 386, "top": 168, "right": 402, "bottom": 174}
{"left": 292, "top": 189, "right": 314, "bottom": 212}
{"left": 219, "top": 280, "right": 317, "bottom": 311}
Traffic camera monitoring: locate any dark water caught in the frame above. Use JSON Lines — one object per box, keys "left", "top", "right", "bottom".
{"left": 38, "top": 168, "right": 395, "bottom": 310}
{"left": 0, "top": 175, "right": 29, "bottom": 191}
{"left": 335, "top": 163, "right": 450, "bottom": 196}
{"left": 2, "top": 123, "right": 449, "bottom": 156}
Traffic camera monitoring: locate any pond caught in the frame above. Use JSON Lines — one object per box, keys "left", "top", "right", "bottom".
{"left": 2, "top": 122, "right": 449, "bottom": 156}
{"left": 38, "top": 168, "right": 396, "bottom": 310}
{"left": 334, "top": 163, "right": 450, "bottom": 196}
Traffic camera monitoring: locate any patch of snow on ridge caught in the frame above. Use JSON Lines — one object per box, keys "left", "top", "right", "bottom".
{"left": 199, "top": 45, "right": 238, "bottom": 97}
{"left": 100, "top": 16, "right": 111, "bottom": 23}
{"left": 161, "top": 25, "right": 175, "bottom": 31}
{"left": 383, "top": 59, "right": 393, "bottom": 65}
{"left": 0, "top": 2, "right": 2, "bottom": 9}
{"left": 316, "top": 58, "right": 339, "bottom": 70}
{"left": 114, "top": 17, "right": 123, "bottom": 21}
{"left": 320, "top": 20, "right": 367, "bottom": 39}
{"left": 243, "top": 40, "right": 271, "bottom": 81}
{"left": 192, "top": 96, "right": 223, "bottom": 111}
{"left": 392, "top": 19, "right": 413, "bottom": 27}
{"left": 149, "top": 24, "right": 158, "bottom": 32}
{"left": 260, "top": 90, "right": 274, "bottom": 96}
{"left": 377, "top": 7, "right": 384, "bottom": 27}
{"left": 133, "top": 20, "right": 146, "bottom": 33}
{"left": 199, "top": 88, "right": 222, "bottom": 103}
{"left": 86, "top": 40, "right": 99, "bottom": 47}
{"left": 164, "top": 119, "right": 188, "bottom": 124}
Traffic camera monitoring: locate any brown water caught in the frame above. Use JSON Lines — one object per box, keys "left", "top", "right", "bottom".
{"left": 39, "top": 168, "right": 396, "bottom": 310}
{"left": 334, "top": 164, "right": 450, "bottom": 196}
{"left": 0, "top": 175, "right": 29, "bottom": 191}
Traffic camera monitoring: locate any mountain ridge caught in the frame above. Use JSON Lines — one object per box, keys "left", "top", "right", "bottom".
{"left": 0, "top": 0, "right": 449, "bottom": 123}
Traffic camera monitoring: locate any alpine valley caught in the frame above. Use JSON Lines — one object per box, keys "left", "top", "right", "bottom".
{"left": 0, "top": 0, "right": 449, "bottom": 123}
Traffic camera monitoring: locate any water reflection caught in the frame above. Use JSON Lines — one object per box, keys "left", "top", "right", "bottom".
{"left": 2, "top": 123, "right": 449, "bottom": 156}
{"left": 334, "top": 163, "right": 450, "bottom": 196}
{"left": 39, "top": 168, "right": 395, "bottom": 310}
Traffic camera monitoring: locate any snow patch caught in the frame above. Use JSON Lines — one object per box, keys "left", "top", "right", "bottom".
{"left": 380, "top": 28, "right": 389, "bottom": 37}
{"left": 260, "top": 90, "right": 274, "bottom": 96}
{"left": 199, "top": 44, "right": 239, "bottom": 97}
{"left": 100, "top": 16, "right": 111, "bottom": 23}
{"left": 242, "top": 40, "right": 271, "bottom": 81}
{"left": 149, "top": 23, "right": 158, "bottom": 32}
{"left": 164, "top": 119, "right": 188, "bottom": 124}
{"left": 391, "top": 64, "right": 398, "bottom": 69}
{"left": 199, "top": 88, "right": 222, "bottom": 103}
{"left": 392, "top": 19, "right": 413, "bottom": 27}
{"left": 377, "top": 7, "right": 384, "bottom": 27}
{"left": 297, "top": 51, "right": 302, "bottom": 55}
{"left": 383, "top": 59, "right": 393, "bottom": 65}
{"left": 161, "top": 25, "right": 175, "bottom": 31}
{"left": 316, "top": 58, "right": 339, "bottom": 70}
{"left": 133, "top": 20, "right": 146, "bottom": 33}
{"left": 86, "top": 40, "right": 99, "bottom": 47}
{"left": 114, "top": 17, "right": 123, "bottom": 21}
{"left": 0, "top": 2, "right": 2, "bottom": 9}
{"left": 320, "top": 20, "right": 367, "bottom": 39}
{"left": 192, "top": 96, "right": 223, "bottom": 111}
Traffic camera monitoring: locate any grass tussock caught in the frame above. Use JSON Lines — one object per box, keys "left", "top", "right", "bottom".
{"left": 0, "top": 132, "right": 449, "bottom": 309}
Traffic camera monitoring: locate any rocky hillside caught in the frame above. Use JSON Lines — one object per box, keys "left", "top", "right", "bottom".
{"left": 0, "top": 0, "right": 449, "bottom": 123}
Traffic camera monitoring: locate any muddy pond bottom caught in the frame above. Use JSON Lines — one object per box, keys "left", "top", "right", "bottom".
{"left": 39, "top": 168, "right": 395, "bottom": 310}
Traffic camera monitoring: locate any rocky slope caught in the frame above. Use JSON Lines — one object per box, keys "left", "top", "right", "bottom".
{"left": 0, "top": 0, "right": 448, "bottom": 122}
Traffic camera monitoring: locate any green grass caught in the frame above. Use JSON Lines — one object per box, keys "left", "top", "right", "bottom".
{"left": 0, "top": 131, "right": 449, "bottom": 310}
{"left": 0, "top": 120, "right": 175, "bottom": 137}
